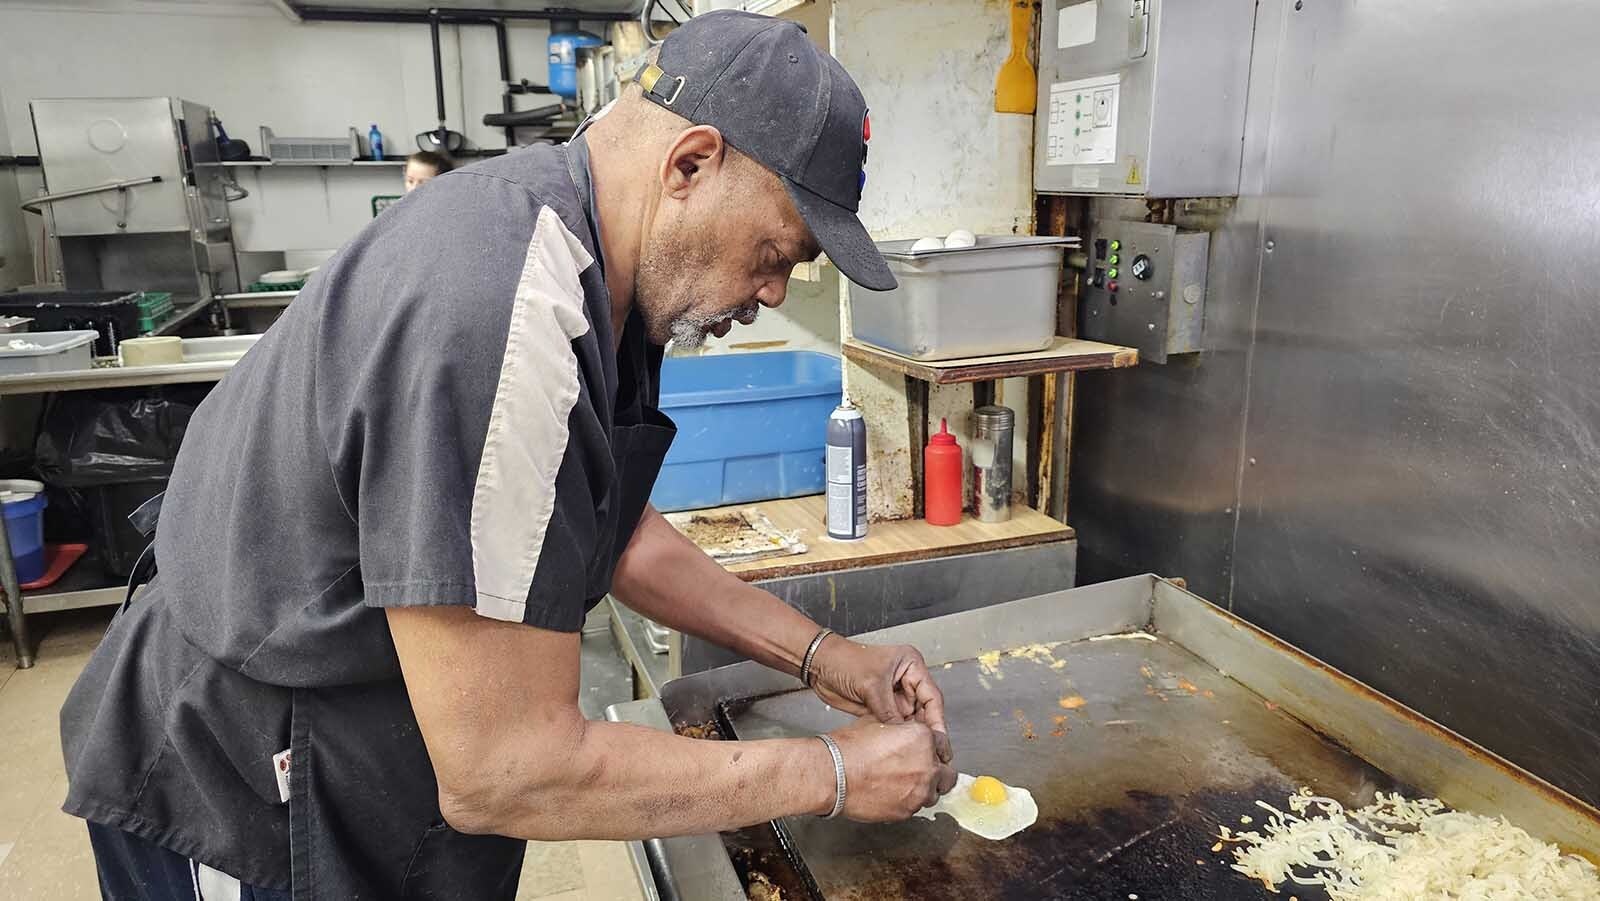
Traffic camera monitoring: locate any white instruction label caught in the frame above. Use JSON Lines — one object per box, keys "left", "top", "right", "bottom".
{"left": 1058, "top": 1, "right": 1098, "bottom": 49}
{"left": 1045, "top": 73, "right": 1119, "bottom": 167}
{"left": 826, "top": 445, "right": 852, "bottom": 485}
{"left": 826, "top": 445, "right": 853, "bottom": 535}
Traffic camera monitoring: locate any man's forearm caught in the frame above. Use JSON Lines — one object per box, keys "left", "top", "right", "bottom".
{"left": 452, "top": 718, "right": 833, "bottom": 841}
{"left": 612, "top": 505, "right": 822, "bottom": 676}
{"left": 388, "top": 604, "right": 836, "bottom": 842}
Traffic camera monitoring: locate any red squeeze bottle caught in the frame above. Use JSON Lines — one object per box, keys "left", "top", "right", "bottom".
{"left": 924, "top": 418, "right": 963, "bottom": 526}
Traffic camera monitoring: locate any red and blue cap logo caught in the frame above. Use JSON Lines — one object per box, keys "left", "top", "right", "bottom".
{"left": 859, "top": 112, "right": 871, "bottom": 195}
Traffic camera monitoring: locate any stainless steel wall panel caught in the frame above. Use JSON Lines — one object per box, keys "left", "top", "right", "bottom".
{"left": 1070, "top": 0, "right": 1600, "bottom": 805}
{"left": 1233, "top": 0, "right": 1600, "bottom": 806}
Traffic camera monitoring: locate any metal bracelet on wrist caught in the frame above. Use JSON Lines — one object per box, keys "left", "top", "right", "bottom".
{"left": 816, "top": 734, "right": 847, "bottom": 818}
{"left": 800, "top": 627, "right": 834, "bottom": 688}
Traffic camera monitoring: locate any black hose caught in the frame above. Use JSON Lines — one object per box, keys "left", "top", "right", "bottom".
{"left": 492, "top": 19, "right": 514, "bottom": 146}
{"left": 430, "top": 9, "right": 447, "bottom": 138}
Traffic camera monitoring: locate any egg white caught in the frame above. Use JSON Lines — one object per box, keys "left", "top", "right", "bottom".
{"left": 915, "top": 772, "right": 1038, "bottom": 841}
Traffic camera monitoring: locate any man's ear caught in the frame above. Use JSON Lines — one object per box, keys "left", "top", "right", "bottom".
{"left": 660, "top": 125, "right": 728, "bottom": 199}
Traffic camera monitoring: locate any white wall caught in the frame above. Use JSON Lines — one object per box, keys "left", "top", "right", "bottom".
{"left": 841, "top": 1, "right": 1034, "bottom": 241}
{"left": 832, "top": 0, "right": 1037, "bottom": 518}
{"left": 0, "top": 0, "right": 580, "bottom": 254}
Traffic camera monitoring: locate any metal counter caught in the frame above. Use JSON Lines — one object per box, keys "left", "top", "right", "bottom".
{"left": 610, "top": 575, "right": 1600, "bottom": 899}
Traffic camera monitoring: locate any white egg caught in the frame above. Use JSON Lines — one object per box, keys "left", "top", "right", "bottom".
{"left": 915, "top": 772, "right": 1038, "bottom": 841}
{"left": 910, "top": 236, "right": 945, "bottom": 252}
{"left": 944, "top": 228, "right": 977, "bottom": 248}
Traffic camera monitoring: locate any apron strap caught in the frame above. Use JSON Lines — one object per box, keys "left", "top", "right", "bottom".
{"left": 122, "top": 543, "right": 157, "bottom": 611}
{"left": 121, "top": 491, "right": 164, "bottom": 610}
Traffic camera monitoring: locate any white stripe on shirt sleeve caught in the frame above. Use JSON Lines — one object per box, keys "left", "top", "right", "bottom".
{"left": 470, "top": 205, "right": 595, "bottom": 623}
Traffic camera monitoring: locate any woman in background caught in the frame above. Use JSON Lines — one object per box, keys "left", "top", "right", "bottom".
{"left": 404, "top": 150, "right": 453, "bottom": 191}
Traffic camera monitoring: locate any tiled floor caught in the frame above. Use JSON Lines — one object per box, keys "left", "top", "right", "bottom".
{"left": 0, "top": 608, "right": 647, "bottom": 901}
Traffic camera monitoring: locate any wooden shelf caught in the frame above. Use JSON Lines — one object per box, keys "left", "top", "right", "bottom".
{"left": 673, "top": 495, "right": 1073, "bottom": 583}
{"left": 842, "top": 336, "right": 1138, "bottom": 384}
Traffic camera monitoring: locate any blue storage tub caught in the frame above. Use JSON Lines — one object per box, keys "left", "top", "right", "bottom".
{"left": 1, "top": 480, "right": 49, "bottom": 584}
{"left": 652, "top": 351, "right": 842, "bottom": 512}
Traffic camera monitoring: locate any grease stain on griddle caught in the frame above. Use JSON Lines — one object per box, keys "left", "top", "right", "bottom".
{"left": 719, "top": 633, "right": 1413, "bottom": 900}
{"left": 829, "top": 782, "right": 1347, "bottom": 901}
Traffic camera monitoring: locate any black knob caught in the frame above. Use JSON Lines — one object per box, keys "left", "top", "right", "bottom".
{"left": 1131, "top": 254, "right": 1154, "bottom": 281}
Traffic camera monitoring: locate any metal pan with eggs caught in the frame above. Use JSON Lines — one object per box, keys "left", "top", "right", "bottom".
{"left": 633, "top": 575, "right": 1600, "bottom": 900}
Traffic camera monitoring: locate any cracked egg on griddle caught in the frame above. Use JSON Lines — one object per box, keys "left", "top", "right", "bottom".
{"left": 916, "top": 773, "right": 1038, "bottom": 841}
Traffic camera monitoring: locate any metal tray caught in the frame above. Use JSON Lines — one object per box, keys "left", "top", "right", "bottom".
{"left": 616, "top": 575, "right": 1600, "bottom": 899}
{"left": 848, "top": 236, "right": 1074, "bottom": 361}
{"left": 874, "top": 235, "right": 1079, "bottom": 261}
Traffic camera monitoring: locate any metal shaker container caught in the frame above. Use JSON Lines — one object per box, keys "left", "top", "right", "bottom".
{"left": 971, "top": 405, "right": 1014, "bottom": 523}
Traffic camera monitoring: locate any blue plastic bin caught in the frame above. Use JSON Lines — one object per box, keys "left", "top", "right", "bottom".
{"left": 652, "top": 351, "right": 842, "bottom": 512}
{"left": 0, "top": 481, "right": 49, "bottom": 584}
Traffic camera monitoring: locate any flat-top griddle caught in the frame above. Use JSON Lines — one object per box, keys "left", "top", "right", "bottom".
{"left": 622, "top": 576, "right": 1600, "bottom": 899}
{"left": 724, "top": 634, "right": 1404, "bottom": 899}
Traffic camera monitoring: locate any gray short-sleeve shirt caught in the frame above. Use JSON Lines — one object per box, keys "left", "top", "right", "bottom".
{"left": 60, "top": 137, "right": 673, "bottom": 895}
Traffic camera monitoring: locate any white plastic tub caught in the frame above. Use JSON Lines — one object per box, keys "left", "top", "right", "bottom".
{"left": 0, "top": 330, "right": 98, "bottom": 376}
{"left": 848, "top": 236, "right": 1076, "bottom": 361}
{"left": 180, "top": 335, "right": 262, "bottom": 363}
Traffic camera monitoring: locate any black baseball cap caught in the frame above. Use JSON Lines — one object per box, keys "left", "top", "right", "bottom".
{"left": 636, "top": 10, "right": 896, "bottom": 291}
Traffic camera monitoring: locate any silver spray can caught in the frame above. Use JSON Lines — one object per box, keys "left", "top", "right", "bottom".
{"left": 972, "top": 405, "right": 1014, "bottom": 523}
{"left": 826, "top": 403, "right": 868, "bottom": 540}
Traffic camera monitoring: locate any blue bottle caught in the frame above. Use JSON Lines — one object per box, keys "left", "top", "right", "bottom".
{"left": 368, "top": 124, "right": 384, "bottom": 161}
{"left": 548, "top": 20, "right": 605, "bottom": 103}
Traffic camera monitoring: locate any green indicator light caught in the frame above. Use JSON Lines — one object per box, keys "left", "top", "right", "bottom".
{"left": 1108, "top": 254, "right": 1120, "bottom": 265}
{"left": 1107, "top": 268, "right": 1119, "bottom": 279}
{"left": 1110, "top": 240, "right": 1121, "bottom": 251}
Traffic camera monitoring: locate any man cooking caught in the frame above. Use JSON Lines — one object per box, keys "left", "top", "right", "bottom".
{"left": 59, "top": 11, "right": 956, "bottom": 900}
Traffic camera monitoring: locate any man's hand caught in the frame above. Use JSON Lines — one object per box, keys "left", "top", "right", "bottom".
{"left": 808, "top": 636, "right": 954, "bottom": 764}
{"left": 827, "top": 717, "right": 957, "bottom": 822}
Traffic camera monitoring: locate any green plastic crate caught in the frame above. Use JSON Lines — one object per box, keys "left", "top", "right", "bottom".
{"left": 246, "top": 279, "right": 306, "bottom": 293}
{"left": 135, "top": 291, "right": 175, "bottom": 334}
{"left": 372, "top": 194, "right": 402, "bottom": 217}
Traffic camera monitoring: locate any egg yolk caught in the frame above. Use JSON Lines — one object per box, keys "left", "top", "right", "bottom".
{"left": 970, "top": 776, "right": 1008, "bottom": 806}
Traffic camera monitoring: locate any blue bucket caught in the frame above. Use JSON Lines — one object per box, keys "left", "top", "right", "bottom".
{"left": 1, "top": 480, "right": 49, "bottom": 584}
{"left": 651, "top": 351, "right": 843, "bottom": 512}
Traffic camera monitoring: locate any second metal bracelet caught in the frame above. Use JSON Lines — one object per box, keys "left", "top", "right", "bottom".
{"left": 816, "top": 734, "right": 847, "bottom": 818}
{"left": 800, "top": 627, "right": 835, "bottom": 687}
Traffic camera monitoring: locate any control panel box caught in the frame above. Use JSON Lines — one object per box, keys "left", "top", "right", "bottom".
{"left": 1082, "top": 220, "right": 1208, "bottom": 362}
{"left": 1035, "top": 0, "right": 1256, "bottom": 196}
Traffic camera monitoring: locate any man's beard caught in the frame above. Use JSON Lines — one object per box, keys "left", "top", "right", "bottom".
{"left": 667, "top": 303, "right": 760, "bottom": 350}
{"left": 636, "top": 229, "right": 759, "bottom": 349}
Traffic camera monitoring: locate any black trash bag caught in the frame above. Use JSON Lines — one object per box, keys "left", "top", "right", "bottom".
{"left": 34, "top": 385, "right": 212, "bottom": 488}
